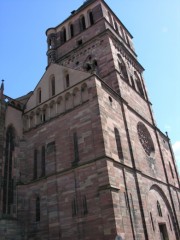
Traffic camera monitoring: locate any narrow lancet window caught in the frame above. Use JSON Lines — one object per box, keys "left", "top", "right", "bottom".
{"left": 70, "top": 23, "right": 74, "bottom": 38}
{"left": 89, "top": 11, "right": 94, "bottom": 25}
{"left": 41, "top": 146, "right": 45, "bottom": 177}
{"left": 114, "top": 128, "right": 123, "bottom": 160}
{"left": 36, "top": 196, "right": 40, "bottom": 222}
{"left": 66, "top": 74, "right": 70, "bottom": 88}
{"left": 80, "top": 15, "right": 86, "bottom": 31}
{"left": 82, "top": 195, "right": 88, "bottom": 215}
{"left": 33, "top": 149, "right": 38, "bottom": 180}
{"left": 73, "top": 132, "right": 79, "bottom": 164}
{"left": 157, "top": 201, "right": 162, "bottom": 217}
{"left": 51, "top": 76, "right": 55, "bottom": 96}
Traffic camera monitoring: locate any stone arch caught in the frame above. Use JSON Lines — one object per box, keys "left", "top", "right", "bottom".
{"left": 81, "top": 83, "right": 88, "bottom": 102}
{"left": 149, "top": 184, "right": 174, "bottom": 218}
{"left": 147, "top": 184, "right": 176, "bottom": 239}
{"left": 65, "top": 92, "right": 73, "bottom": 110}
{"left": 36, "top": 108, "right": 42, "bottom": 125}
{"left": 57, "top": 96, "right": 65, "bottom": 114}
{"left": 42, "top": 104, "right": 48, "bottom": 122}
{"left": 73, "top": 87, "right": 81, "bottom": 107}
{"left": 30, "top": 111, "right": 35, "bottom": 128}
{"left": 49, "top": 100, "right": 56, "bottom": 118}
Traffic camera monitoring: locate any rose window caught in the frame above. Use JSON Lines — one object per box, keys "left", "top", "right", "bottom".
{"left": 137, "top": 122, "right": 155, "bottom": 156}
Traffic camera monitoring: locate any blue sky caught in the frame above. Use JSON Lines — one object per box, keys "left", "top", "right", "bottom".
{"left": 0, "top": 0, "right": 180, "bottom": 172}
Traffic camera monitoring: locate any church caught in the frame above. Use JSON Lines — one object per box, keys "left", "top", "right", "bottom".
{"left": 0, "top": 0, "right": 180, "bottom": 239}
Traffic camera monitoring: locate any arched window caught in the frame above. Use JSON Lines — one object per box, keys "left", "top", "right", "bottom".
{"left": 157, "top": 201, "right": 162, "bottom": 217}
{"left": 130, "top": 76, "right": 136, "bottom": 90}
{"left": 66, "top": 74, "right": 70, "bottom": 88}
{"left": 114, "top": 19, "right": 119, "bottom": 34}
{"left": 33, "top": 149, "right": 38, "bottom": 180}
{"left": 73, "top": 88, "right": 81, "bottom": 107}
{"left": 120, "top": 25, "right": 125, "bottom": 40}
{"left": 3, "top": 126, "right": 15, "bottom": 214}
{"left": 108, "top": 12, "right": 113, "bottom": 26}
{"left": 117, "top": 54, "right": 129, "bottom": 83}
{"left": 109, "top": 96, "right": 113, "bottom": 106}
{"left": 79, "top": 15, "right": 86, "bottom": 31}
{"left": 73, "top": 132, "right": 79, "bottom": 165}
{"left": 37, "top": 88, "right": 41, "bottom": 104}
{"left": 81, "top": 83, "right": 88, "bottom": 102}
{"left": 62, "top": 27, "right": 67, "bottom": 43}
{"left": 125, "top": 34, "right": 130, "bottom": 47}
{"left": 50, "top": 76, "right": 55, "bottom": 96}
{"left": 134, "top": 72, "right": 144, "bottom": 97}
{"left": 89, "top": 11, "right": 94, "bottom": 26}
{"left": 36, "top": 196, "right": 40, "bottom": 222}
{"left": 70, "top": 23, "right": 74, "bottom": 38}
{"left": 114, "top": 128, "right": 123, "bottom": 160}
{"left": 41, "top": 146, "right": 46, "bottom": 177}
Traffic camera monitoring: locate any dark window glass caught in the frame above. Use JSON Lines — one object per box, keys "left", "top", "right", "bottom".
{"left": 80, "top": 16, "right": 86, "bottom": 31}
{"left": 38, "top": 90, "right": 41, "bottom": 103}
{"left": 89, "top": 11, "right": 94, "bottom": 25}
{"left": 131, "top": 76, "right": 136, "bottom": 90}
{"left": 70, "top": 24, "right": 74, "bottom": 38}
{"left": 66, "top": 74, "right": 70, "bottom": 88}
{"left": 73, "top": 132, "right": 79, "bottom": 164}
{"left": 82, "top": 195, "right": 88, "bottom": 215}
{"left": 41, "top": 146, "right": 45, "bottom": 177}
{"left": 157, "top": 201, "right": 162, "bottom": 217}
{"left": 114, "top": 128, "right": 123, "bottom": 160}
{"left": 33, "top": 149, "right": 38, "bottom": 180}
{"left": 51, "top": 77, "right": 55, "bottom": 96}
{"left": 36, "top": 196, "right": 40, "bottom": 222}
{"left": 108, "top": 12, "right": 113, "bottom": 26}
{"left": 114, "top": 20, "right": 119, "bottom": 34}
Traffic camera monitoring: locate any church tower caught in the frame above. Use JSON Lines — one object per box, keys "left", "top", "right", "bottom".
{"left": 0, "top": 1, "right": 180, "bottom": 240}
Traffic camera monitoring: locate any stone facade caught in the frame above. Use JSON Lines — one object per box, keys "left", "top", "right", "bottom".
{"left": 0, "top": 0, "right": 180, "bottom": 239}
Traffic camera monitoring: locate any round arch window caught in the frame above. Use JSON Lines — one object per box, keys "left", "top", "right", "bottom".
{"left": 137, "top": 122, "right": 155, "bottom": 156}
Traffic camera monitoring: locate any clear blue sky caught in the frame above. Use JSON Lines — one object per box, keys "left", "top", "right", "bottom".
{"left": 0, "top": 0, "right": 180, "bottom": 171}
